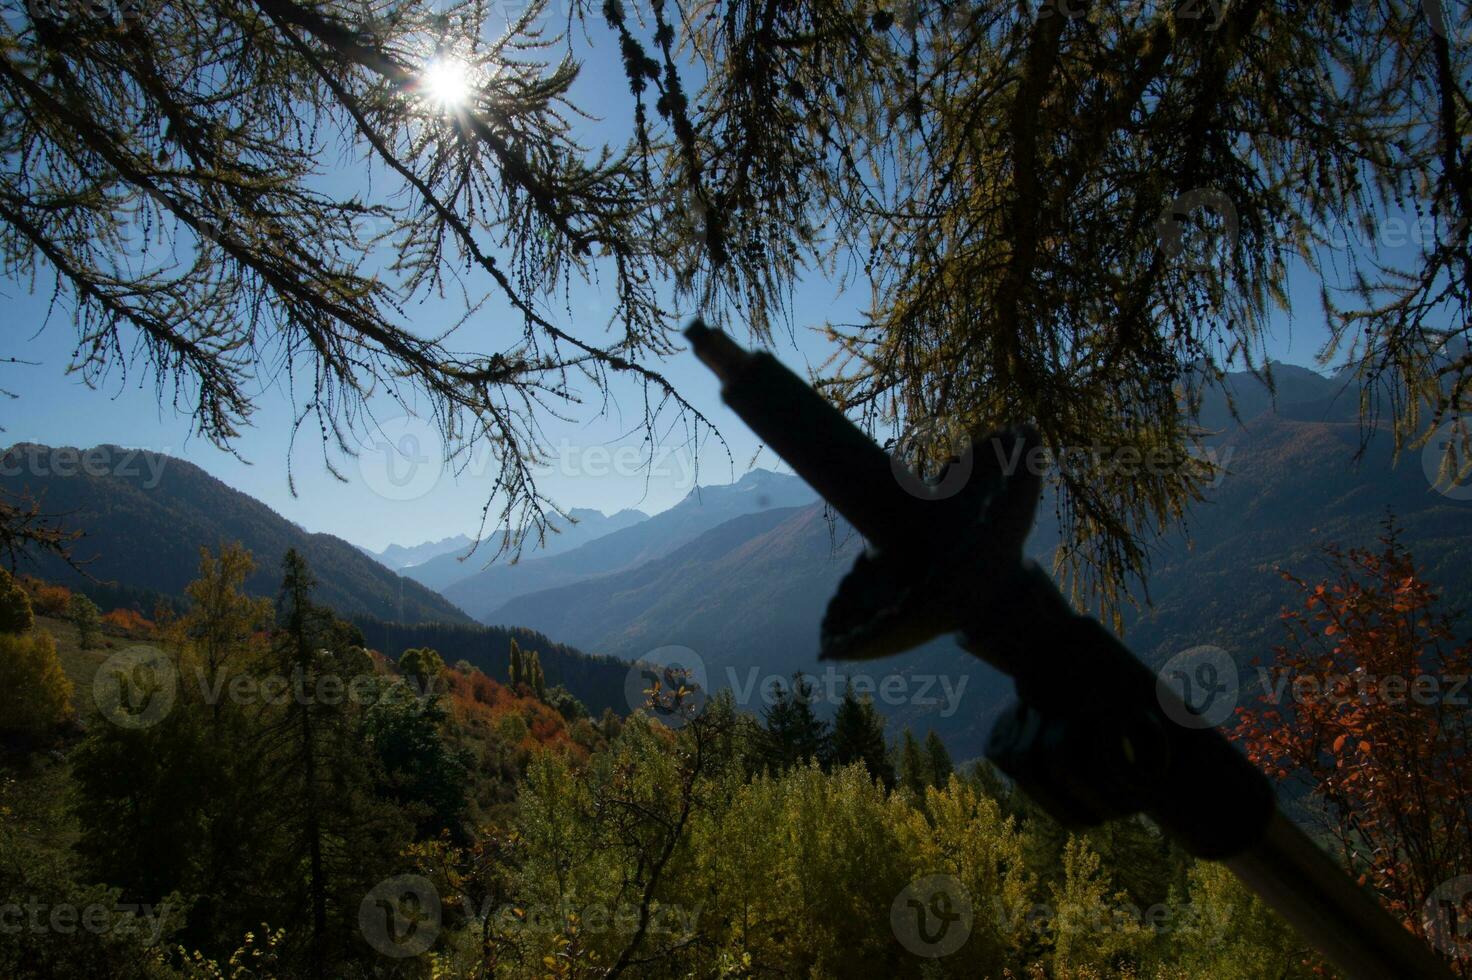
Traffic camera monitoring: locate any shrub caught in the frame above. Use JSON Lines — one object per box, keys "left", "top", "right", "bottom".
{"left": 30, "top": 583, "right": 72, "bottom": 617}
{"left": 69, "top": 593, "right": 103, "bottom": 650}
{"left": 0, "top": 568, "right": 34, "bottom": 634}
{"left": 102, "top": 608, "right": 155, "bottom": 636}
{"left": 0, "top": 630, "right": 74, "bottom": 737}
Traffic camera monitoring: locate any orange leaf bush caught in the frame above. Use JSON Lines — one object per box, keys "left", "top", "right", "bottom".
{"left": 1232, "top": 521, "right": 1472, "bottom": 973}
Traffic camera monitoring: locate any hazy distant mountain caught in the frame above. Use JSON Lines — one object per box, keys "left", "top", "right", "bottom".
{"left": 1191, "top": 361, "right": 1348, "bottom": 432}
{"left": 483, "top": 372, "right": 1472, "bottom": 759}
{"left": 443, "top": 469, "right": 816, "bottom": 621}
{"left": 490, "top": 501, "right": 1007, "bottom": 756}
{"left": 1122, "top": 413, "right": 1472, "bottom": 665}
{"left": 1, "top": 443, "right": 472, "bottom": 625}
{"left": 401, "top": 507, "right": 648, "bottom": 592}
{"left": 366, "top": 534, "right": 474, "bottom": 570}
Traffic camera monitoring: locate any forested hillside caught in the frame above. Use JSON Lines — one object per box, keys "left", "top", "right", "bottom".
{"left": 0, "top": 444, "right": 470, "bottom": 625}
{"left": 4, "top": 534, "right": 1466, "bottom": 977}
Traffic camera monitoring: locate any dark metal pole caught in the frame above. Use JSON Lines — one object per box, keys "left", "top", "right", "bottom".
{"left": 686, "top": 319, "right": 1455, "bottom": 980}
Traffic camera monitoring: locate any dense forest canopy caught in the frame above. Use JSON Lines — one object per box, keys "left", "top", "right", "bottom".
{"left": 1, "top": 0, "right": 1468, "bottom": 608}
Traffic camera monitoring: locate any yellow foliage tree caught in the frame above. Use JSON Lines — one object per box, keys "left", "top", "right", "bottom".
{"left": 0, "top": 630, "right": 74, "bottom": 738}
{"left": 0, "top": 567, "right": 33, "bottom": 634}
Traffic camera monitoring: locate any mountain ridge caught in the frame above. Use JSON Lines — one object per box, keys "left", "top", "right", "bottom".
{"left": 1, "top": 442, "right": 473, "bottom": 625}
{"left": 441, "top": 467, "right": 817, "bottom": 621}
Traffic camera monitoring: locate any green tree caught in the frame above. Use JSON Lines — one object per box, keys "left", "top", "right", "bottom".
{"left": 269, "top": 548, "right": 330, "bottom": 975}
{"left": 828, "top": 683, "right": 895, "bottom": 790}
{"left": 508, "top": 636, "right": 525, "bottom": 688}
{"left": 0, "top": 630, "right": 72, "bottom": 738}
{"left": 72, "top": 556, "right": 271, "bottom": 955}
{"left": 180, "top": 544, "right": 272, "bottom": 729}
{"left": 399, "top": 645, "right": 444, "bottom": 693}
{"left": 924, "top": 729, "right": 953, "bottom": 787}
{"left": 1047, "top": 835, "right": 1153, "bottom": 975}
{"left": 0, "top": 568, "right": 34, "bottom": 634}
{"left": 545, "top": 683, "right": 588, "bottom": 722}
{"left": 360, "top": 677, "right": 470, "bottom": 841}
{"left": 68, "top": 592, "right": 102, "bottom": 649}
{"left": 71, "top": 665, "right": 216, "bottom": 907}
{"left": 261, "top": 549, "right": 407, "bottom": 975}
{"left": 759, "top": 673, "right": 829, "bottom": 774}
{"left": 898, "top": 727, "right": 927, "bottom": 797}
{"left": 896, "top": 777, "right": 1035, "bottom": 975}
{"left": 0, "top": 810, "right": 187, "bottom": 978}
{"left": 1158, "top": 861, "right": 1319, "bottom": 979}
{"left": 528, "top": 649, "right": 546, "bottom": 700}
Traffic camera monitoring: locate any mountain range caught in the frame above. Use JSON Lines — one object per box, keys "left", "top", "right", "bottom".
{"left": 439, "top": 468, "right": 816, "bottom": 621}
{"left": 9, "top": 358, "right": 1470, "bottom": 761}
{"left": 419, "top": 364, "right": 1472, "bottom": 759}
{"left": 396, "top": 507, "right": 649, "bottom": 592}
{"left": 361, "top": 534, "right": 475, "bottom": 571}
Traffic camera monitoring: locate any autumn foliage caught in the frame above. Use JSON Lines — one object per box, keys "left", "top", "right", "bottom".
{"left": 24, "top": 580, "right": 72, "bottom": 617}
{"left": 101, "top": 608, "right": 155, "bottom": 636}
{"left": 1232, "top": 524, "right": 1472, "bottom": 973}
{"left": 439, "top": 664, "right": 580, "bottom": 758}
{"left": 0, "top": 630, "right": 74, "bottom": 739}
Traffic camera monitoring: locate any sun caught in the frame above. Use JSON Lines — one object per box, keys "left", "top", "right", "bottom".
{"left": 420, "top": 57, "right": 473, "bottom": 112}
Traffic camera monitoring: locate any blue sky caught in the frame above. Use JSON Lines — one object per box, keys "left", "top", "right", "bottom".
{"left": 0, "top": 6, "right": 1353, "bottom": 554}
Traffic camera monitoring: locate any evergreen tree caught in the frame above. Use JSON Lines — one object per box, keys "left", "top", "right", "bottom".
{"left": 508, "top": 636, "right": 524, "bottom": 688}
{"left": 529, "top": 650, "right": 546, "bottom": 700}
{"left": 360, "top": 676, "right": 471, "bottom": 842}
{"left": 898, "top": 728, "right": 926, "bottom": 796}
{"left": 924, "top": 729, "right": 953, "bottom": 787}
{"left": 829, "top": 683, "right": 895, "bottom": 790}
{"left": 68, "top": 593, "right": 102, "bottom": 649}
{"left": 759, "top": 674, "right": 829, "bottom": 773}
{"left": 261, "top": 549, "right": 406, "bottom": 976}
{"left": 274, "top": 549, "right": 330, "bottom": 976}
